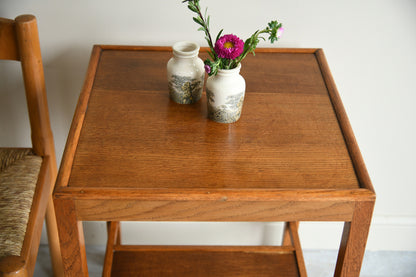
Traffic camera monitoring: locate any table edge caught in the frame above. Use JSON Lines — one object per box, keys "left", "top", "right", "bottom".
{"left": 96, "top": 44, "right": 320, "bottom": 54}
{"left": 314, "top": 49, "right": 375, "bottom": 194}
{"left": 54, "top": 186, "right": 375, "bottom": 202}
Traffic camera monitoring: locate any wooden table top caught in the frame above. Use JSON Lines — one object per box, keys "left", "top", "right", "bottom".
{"left": 58, "top": 46, "right": 373, "bottom": 195}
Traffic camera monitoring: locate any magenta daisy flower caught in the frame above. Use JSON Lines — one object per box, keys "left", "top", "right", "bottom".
{"left": 214, "top": 34, "right": 244, "bottom": 60}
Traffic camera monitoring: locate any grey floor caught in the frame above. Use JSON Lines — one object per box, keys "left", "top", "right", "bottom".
{"left": 34, "top": 245, "right": 416, "bottom": 276}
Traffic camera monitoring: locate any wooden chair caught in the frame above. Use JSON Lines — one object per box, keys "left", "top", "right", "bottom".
{"left": 0, "top": 15, "right": 64, "bottom": 276}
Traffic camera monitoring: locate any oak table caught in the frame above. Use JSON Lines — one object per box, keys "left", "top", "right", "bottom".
{"left": 53, "top": 45, "right": 375, "bottom": 276}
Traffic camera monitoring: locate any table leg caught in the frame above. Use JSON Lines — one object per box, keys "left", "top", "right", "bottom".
{"left": 103, "top": 221, "right": 121, "bottom": 276}
{"left": 282, "top": 222, "right": 307, "bottom": 277}
{"left": 54, "top": 198, "right": 89, "bottom": 276}
{"left": 282, "top": 222, "right": 292, "bottom": 246}
{"left": 334, "top": 201, "right": 375, "bottom": 277}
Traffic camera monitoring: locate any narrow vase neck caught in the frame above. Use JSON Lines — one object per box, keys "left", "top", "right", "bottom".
{"left": 173, "top": 41, "right": 200, "bottom": 58}
{"left": 217, "top": 64, "right": 242, "bottom": 76}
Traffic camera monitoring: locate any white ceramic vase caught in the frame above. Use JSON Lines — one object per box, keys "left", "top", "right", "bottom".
{"left": 205, "top": 64, "right": 246, "bottom": 123}
{"left": 167, "top": 41, "right": 205, "bottom": 104}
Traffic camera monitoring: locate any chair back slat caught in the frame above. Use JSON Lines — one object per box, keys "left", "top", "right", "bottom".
{"left": 0, "top": 18, "right": 19, "bottom": 60}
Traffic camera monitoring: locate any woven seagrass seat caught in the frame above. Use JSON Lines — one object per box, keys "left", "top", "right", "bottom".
{"left": 0, "top": 148, "right": 41, "bottom": 258}
{"left": 0, "top": 15, "right": 63, "bottom": 276}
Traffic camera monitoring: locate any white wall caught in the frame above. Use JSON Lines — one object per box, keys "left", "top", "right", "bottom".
{"left": 1, "top": 0, "right": 416, "bottom": 251}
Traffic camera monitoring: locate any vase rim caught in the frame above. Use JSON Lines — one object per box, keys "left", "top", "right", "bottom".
{"left": 172, "top": 41, "right": 200, "bottom": 58}
{"left": 217, "top": 63, "right": 242, "bottom": 75}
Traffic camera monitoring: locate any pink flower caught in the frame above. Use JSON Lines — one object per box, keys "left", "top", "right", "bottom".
{"left": 214, "top": 34, "right": 244, "bottom": 60}
{"left": 204, "top": 64, "right": 211, "bottom": 74}
{"left": 277, "top": 27, "right": 284, "bottom": 38}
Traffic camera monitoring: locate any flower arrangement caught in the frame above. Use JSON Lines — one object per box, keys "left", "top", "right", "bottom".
{"left": 182, "top": 0, "right": 283, "bottom": 76}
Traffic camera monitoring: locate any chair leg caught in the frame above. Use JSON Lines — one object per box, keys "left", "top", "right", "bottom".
{"left": 45, "top": 196, "right": 65, "bottom": 277}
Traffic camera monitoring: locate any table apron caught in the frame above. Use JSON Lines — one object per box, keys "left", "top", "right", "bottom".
{"left": 74, "top": 199, "right": 355, "bottom": 222}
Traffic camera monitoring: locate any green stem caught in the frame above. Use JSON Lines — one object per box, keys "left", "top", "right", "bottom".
{"left": 234, "top": 29, "right": 269, "bottom": 65}
{"left": 193, "top": 2, "right": 216, "bottom": 58}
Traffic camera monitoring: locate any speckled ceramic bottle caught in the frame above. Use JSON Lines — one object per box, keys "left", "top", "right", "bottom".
{"left": 205, "top": 64, "right": 246, "bottom": 123}
{"left": 167, "top": 41, "right": 205, "bottom": 104}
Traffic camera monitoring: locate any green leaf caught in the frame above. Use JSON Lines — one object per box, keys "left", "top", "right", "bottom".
{"left": 268, "top": 20, "right": 278, "bottom": 29}
{"left": 187, "top": 3, "right": 198, "bottom": 13}
{"left": 215, "top": 29, "right": 224, "bottom": 42}
{"left": 193, "top": 17, "right": 204, "bottom": 27}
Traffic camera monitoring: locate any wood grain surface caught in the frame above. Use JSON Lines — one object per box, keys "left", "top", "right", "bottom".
{"left": 110, "top": 246, "right": 301, "bottom": 277}
{"left": 66, "top": 49, "right": 360, "bottom": 191}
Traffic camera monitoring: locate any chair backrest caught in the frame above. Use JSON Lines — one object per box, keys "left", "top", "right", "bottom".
{"left": 0, "top": 15, "right": 56, "bottom": 170}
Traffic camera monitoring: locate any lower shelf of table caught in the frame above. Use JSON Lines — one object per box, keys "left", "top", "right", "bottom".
{"left": 107, "top": 245, "right": 302, "bottom": 276}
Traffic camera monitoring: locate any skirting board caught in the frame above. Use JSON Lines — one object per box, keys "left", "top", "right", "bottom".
{"left": 40, "top": 215, "right": 416, "bottom": 251}
{"left": 299, "top": 215, "right": 416, "bottom": 251}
